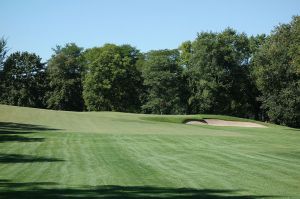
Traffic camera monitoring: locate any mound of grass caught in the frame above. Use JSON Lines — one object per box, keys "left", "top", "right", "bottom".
{"left": 140, "top": 114, "right": 270, "bottom": 126}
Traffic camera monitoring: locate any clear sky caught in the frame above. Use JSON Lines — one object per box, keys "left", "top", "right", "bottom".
{"left": 1, "top": 0, "right": 300, "bottom": 61}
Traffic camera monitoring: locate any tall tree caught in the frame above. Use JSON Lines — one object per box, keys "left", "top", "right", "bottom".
{"left": 46, "top": 43, "right": 84, "bottom": 111}
{"left": 187, "top": 29, "right": 257, "bottom": 117}
{"left": 142, "top": 49, "right": 185, "bottom": 114}
{"left": 178, "top": 41, "right": 192, "bottom": 68}
{"left": 0, "top": 37, "right": 8, "bottom": 69}
{"left": 0, "top": 52, "right": 46, "bottom": 107}
{"left": 252, "top": 16, "right": 300, "bottom": 127}
{"left": 248, "top": 34, "right": 267, "bottom": 120}
{"left": 83, "top": 44, "right": 143, "bottom": 112}
{"left": 0, "top": 37, "right": 8, "bottom": 99}
{"left": 179, "top": 41, "right": 194, "bottom": 114}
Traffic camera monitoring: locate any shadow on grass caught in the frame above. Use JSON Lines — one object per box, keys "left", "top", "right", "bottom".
{"left": 0, "top": 135, "right": 45, "bottom": 142}
{"left": 0, "top": 122, "right": 61, "bottom": 143}
{"left": 0, "top": 154, "right": 64, "bottom": 164}
{"left": 0, "top": 180, "right": 275, "bottom": 199}
{"left": 0, "top": 122, "right": 59, "bottom": 133}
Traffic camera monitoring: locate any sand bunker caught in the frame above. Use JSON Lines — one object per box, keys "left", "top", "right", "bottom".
{"left": 186, "top": 119, "right": 266, "bottom": 128}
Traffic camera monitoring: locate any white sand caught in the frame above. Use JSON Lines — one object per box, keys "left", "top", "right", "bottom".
{"left": 186, "top": 119, "right": 266, "bottom": 128}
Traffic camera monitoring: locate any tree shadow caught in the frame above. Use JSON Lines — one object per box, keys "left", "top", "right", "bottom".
{"left": 0, "top": 180, "right": 276, "bottom": 199}
{"left": 0, "top": 130, "right": 34, "bottom": 134}
{"left": 0, "top": 135, "right": 45, "bottom": 142}
{"left": 0, "top": 122, "right": 59, "bottom": 133}
{"left": 0, "top": 122, "right": 60, "bottom": 143}
{"left": 0, "top": 154, "right": 64, "bottom": 164}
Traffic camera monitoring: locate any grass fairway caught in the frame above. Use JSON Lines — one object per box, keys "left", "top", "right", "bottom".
{"left": 0, "top": 104, "right": 299, "bottom": 198}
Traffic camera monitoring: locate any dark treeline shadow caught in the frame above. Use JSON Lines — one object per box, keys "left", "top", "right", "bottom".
{"left": 0, "top": 180, "right": 275, "bottom": 199}
{"left": 0, "top": 135, "right": 45, "bottom": 142}
{"left": 0, "top": 154, "right": 64, "bottom": 164}
{"left": 0, "top": 122, "right": 59, "bottom": 132}
{"left": 0, "top": 122, "right": 61, "bottom": 143}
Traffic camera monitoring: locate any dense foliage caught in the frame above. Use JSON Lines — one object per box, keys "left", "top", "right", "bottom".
{"left": 0, "top": 52, "right": 46, "bottom": 107}
{"left": 83, "top": 44, "right": 143, "bottom": 112}
{"left": 0, "top": 38, "right": 7, "bottom": 69}
{"left": 0, "top": 16, "right": 299, "bottom": 127}
{"left": 252, "top": 16, "right": 300, "bottom": 127}
{"left": 0, "top": 38, "right": 8, "bottom": 98}
{"left": 46, "top": 43, "right": 84, "bottom": 111}
{"left": 141, "top": 49, "right": 185, "bottom": 114}
{"left": 186, "top": 29, "right": 255, "bottom": 117}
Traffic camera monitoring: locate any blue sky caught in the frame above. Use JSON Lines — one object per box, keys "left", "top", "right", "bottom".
{"left": 1, "top": 0, "right": 300, "bottom": 61}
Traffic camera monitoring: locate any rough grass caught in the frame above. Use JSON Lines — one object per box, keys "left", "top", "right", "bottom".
{"left": 0, "top": 104, "right": 299, "bottom": 198}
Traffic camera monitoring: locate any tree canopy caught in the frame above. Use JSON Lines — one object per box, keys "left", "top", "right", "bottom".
{"left": 0, "top": 52, "right": 46, "bottom": 107}
{"left": 0, "top": 16, "right": 299, "bottom": 127}
{"left": 46, "top": 43, "right": 85, "bottom": 111}
{"left": 83, "top": 44, "right": 143, "bottom": 112}
{"left": 141, "top": 49, "right": 185, "bottom": 114}
{"left": 252, "top": 16, "right": 300, "bottom": 127}
{"left": 186, "top": 29, "right": 258, "bottom": 117}
{"left": 0, "top": 37, "right": 7, "bottom": 69}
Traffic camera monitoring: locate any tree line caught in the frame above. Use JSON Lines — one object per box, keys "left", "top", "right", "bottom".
{"left": 0, "top": 16, "right": 299, "bottom": 127}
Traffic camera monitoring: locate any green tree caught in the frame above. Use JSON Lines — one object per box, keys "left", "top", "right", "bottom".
{"left": 187, "top": 29, "right": 257, "bottom": 117}
{"left": 46, "top": 43, "right": 84, "bottom": 111}
{"left": 0, "top": 52, "right": 46, "bottom": 107}
{"left": 0, "top": 37, "right": 7, "bottom": 69}
{"left": 247, "top": 34, "right": 267, "bottom": 120}
{"left": 252, "top": 16, "right": 300, "bottom": 127}
{"left": 83, "top": 44, "right": 143, "bottom": 112}
{"left": 0, "top": 37, "right": 8, "bottom": 99}
{"left": 179, "top": 41, "right": 192, "bottom": 67}
{"left": 141, "top": 49, "right": 185, "bottom": 114}
{"left": 179, "top": 41, "right": 194, "bottom": 114}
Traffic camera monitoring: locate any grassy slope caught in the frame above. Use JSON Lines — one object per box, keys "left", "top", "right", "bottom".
{"left": 0, "top": 104, "right": 299, "bottom": 198}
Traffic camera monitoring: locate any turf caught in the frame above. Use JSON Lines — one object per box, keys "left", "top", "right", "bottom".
{"left": 0, "top": 104, "right": 299, "bottom": 198}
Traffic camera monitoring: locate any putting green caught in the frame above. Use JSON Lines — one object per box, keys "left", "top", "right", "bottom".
{"left": 0, "top": 104, "right": 299, "bottom": 198}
